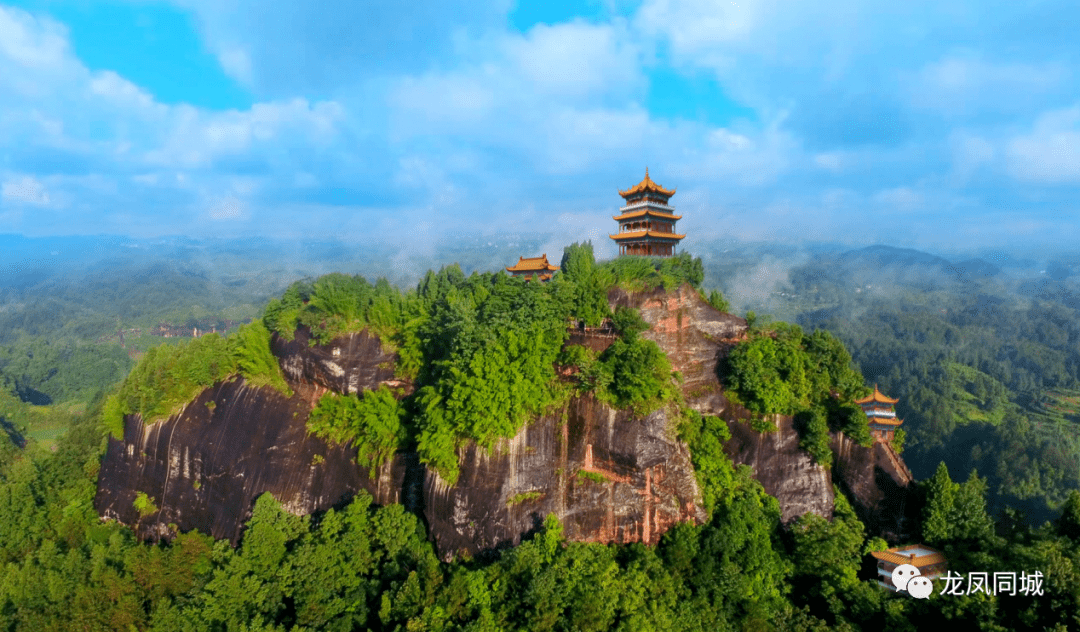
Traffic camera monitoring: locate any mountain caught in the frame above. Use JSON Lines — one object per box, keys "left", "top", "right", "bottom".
{"left": 94, "top": 281, "right": 913, "bottom": 557}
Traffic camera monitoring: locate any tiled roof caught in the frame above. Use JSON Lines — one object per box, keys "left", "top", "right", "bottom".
{"left": 854, "top": 384, "right": 900, "bottom": 405}
{"left": 609, "top": 230, "right": 686, "bottom": 241}
{"left": 618, "top": 168, "right": 676, "bottom": 198}
{"left": 869, "top": 417, "right": 904, "bottom": 426}
{"left": 871, "top": 545, "right": 946, "bottom": 567}
{"left": 506, "top": 254, "right": 560, "bottom": 272}
{"left": 613, "top": 209, "right": 683, "bottom": 221}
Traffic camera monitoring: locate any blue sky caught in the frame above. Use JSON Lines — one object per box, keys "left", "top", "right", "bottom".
{"left": 1, "top": 0, "right": 1079, "bottom": 258}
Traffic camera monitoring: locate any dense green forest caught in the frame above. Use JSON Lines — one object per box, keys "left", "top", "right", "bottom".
{"left": 781, "top": 250, "right": 1080, "bottom": 522}
{"left": 4, "top": 239, "right": 1080, "bottom": 629}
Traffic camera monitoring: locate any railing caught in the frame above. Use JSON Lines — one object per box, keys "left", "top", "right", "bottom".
{"left": 619, "top": 200, "right": 674, "bottom": 212}
{"left": 566, "top": 319, "right": 619, "bottom": 339}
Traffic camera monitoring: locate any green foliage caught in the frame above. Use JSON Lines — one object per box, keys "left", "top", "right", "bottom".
{"left": 890, "top": 427, "right": 906, "bottom": 454}
{"left": 411, "top": 268, "right": 570, "bottom": 483}
{"left": 101, "top": 393, "right": 126, "bottom": 439}
{"left": 1057, "top": 490, "right": 1080, "bottom": 541}
{"left": 559, "top": 242, "right": 610, "bottom": 327}
{"left": 114, "top": 332, "right": 236, "bottom": 424}
{"left": 133, "top": 491, "right": 158, "bottom": 518}
{"left": 0, "top": 336, "right": 132, "bottom": 405}
{"left": 111, "top": 318, "right": 294, "bottom": 425}
{"left": 610, "top": 306, "right": 650, "bottom": 342}
{"left": 229, "top": 320, "right": 291, "bottom": 395}
{"left": 1, "top": 384, "right": 1080, "bottom": 632}
{"left": 596, "top": 338, "right": 673, "bottom": 412}
{"left": 705, "top": 289, "right": 730, "bottom": 313}
{"left": 725, "top": 323, "right": 873, "bottom": 447}
{"left": 678, "top": 410, "right": 736, "bottom": 515}
{"left": 307, "top": 386, "right": 405, "bottom": 477}
{"left": 796, "top": 408, "right": 833, "bottom": 467}
{"left": 262, "top": 280, "right": 309, "bottom": 341}
{"left": 506, "top": 491, "right": 543, "bottom": 506}
{"left": 577, "top": 470, "right": 607, "bottom": 484}
{"left": 921, "top": 462, "right": 995, "bottom": 546}
{"left": 597, "top": 251, "right": 704, "bottom": 292}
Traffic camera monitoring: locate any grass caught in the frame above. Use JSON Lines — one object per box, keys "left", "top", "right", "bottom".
{"left": 506, "top": 491, "right": 543, "bottom": 507}
{"left": 577, "top": 470, "right": 608, "bottom": 484}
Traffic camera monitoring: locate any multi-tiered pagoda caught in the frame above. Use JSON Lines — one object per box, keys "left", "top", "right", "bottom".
{"left": 610, "top": 169, "right": 685, "bottom": 257}
{"left": 855, "top": 385, "right": 904, "bottom": 443}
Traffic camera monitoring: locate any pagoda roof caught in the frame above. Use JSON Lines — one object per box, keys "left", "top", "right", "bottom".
{"left": 506, "top": 254, "right": 559, "bottom": 273}
{"left": 854, "top": 385, "right": 899, "bottom": 405}
{"left": 618, "top": 168, "right": 676, "bottom": 199}
{"left": 613, "top": 209, "right": 682, "bottom": 221}
{"left": 871, "top": 545, "right": 945, "bottom": 568}
{"left": 868, "top": 417, "right": 904, "bottom": 426}
{"left": 609, "top": 230, "right": 685, "bottom": 242}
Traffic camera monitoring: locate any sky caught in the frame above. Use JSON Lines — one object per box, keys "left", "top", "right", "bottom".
{"left": 1, "top": 0, "right": 1079, "bottom": 259}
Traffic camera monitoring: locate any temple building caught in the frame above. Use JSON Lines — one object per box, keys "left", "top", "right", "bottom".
{"left": 506, "top": 254, "right": 559, "bottom": 282}
{"left": 855, "top": 385, "right": 903, "bottom": 443}
{"left": 872, "top": 545, "right": 947, "bottom": 591}
{"left": 610, "top": 169, "right": 685, "bottom": 257}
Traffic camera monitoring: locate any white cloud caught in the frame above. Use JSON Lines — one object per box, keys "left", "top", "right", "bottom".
{"left": 813, "top": 153, "right": 844, "bottom": 171}
{"left": 89, "top": 70, "right": 158, "bottom": 111}
{"left": 1, "top": 175, "right": 51, "bottom": 205}
{"left": 908, "top": 55, "right": 1068, "bottom": 117}
{"left": 216, "top": 46, "right": 253, "bottom": 85}
{"left": 208, "top": 195, "right": 247, "bottom": 220}
{"left": 0, "top": 6, "right": 69, "bottom": 71}
{"left": 948, "top": 131, "right": 995, "bottom": 181}
{"left": 503, "top": 20, "right": 641, "bottom": 98}
{"left": 873, "top": 187, "right": 922, "bottom": 212}
{"left": 1006, "top": 105, "right": 1080, "bottom": 183}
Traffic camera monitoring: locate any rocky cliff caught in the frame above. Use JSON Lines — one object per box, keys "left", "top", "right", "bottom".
{"left": 424, "top": 394, "right": 705, "bottom": 560}
{"left": 94, "top": 328, "right": 415, "bottom": 543}
{"left": 616, "top": 284, "right": 913, "bottom": 532}
{"left": 94, "top": 283, "right": 914, "bottom": 554}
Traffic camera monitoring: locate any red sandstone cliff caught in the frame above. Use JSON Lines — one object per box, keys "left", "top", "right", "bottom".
{"left": 94, "top": 284, "right": 914, "bottom": 554}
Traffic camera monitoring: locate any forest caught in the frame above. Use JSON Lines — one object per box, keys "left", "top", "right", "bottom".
{"left": 1, "top": 240, "right": 1080, "bottom": 630}
{"left": 784, "top": 249, "right": 1080, "bottom": 523}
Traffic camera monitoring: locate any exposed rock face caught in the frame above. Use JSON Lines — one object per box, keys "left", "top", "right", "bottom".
{"left": 619, "top": 284, "right": 912, "bottom": 528}
{"left": 94, "top": 282, "right": 913, "bottom": 553}
{"left": 424, "top": 394, "right": 706, "bottom": 560}
{"left": 723, "top": 413, "right": 837, "bottom": 522}
{"left": 831, "top": 434, "right": 914, "bottom": 539}
{"left": 271, "top": 325, "right": 407, "bottom": 394}
{"left": 615, "top": 285, "right": 835, "bottom": 523}
{"left": 94, "top": 332, "right": 410, "bottom": 543}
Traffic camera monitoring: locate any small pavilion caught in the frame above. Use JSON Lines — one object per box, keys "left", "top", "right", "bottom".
{"left": 855, "top": 385, "right": 904, "bottom": 443}
{"left": 506, "top": 254, "right": 559, "bottom": 282}
{"left": 610, "top": 169, "right": 685, "bottom": 257}
{"left": 872, "top": 545, "right": 947, "bottom": 591}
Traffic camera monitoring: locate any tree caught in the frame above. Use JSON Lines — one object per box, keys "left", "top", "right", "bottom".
{"left": 1057, "top": 490, "right": 1080, "bottom": 541}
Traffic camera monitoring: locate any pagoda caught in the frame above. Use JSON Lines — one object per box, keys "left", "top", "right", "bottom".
{"left": 610, "top": 169, "right": 685, "bottom": 257}
{"left": 854, "top": 385, "right": 903, "bottom": 443}
{"left": 506, "top": 254, "right": 559, "bottom": 282}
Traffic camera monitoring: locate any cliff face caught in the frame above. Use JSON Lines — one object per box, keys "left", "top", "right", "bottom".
{"left": 617, "top": 284, "right": 913, "bottom": 529}
{"left": 831, "top": 434, "right": 914, "bottom": 539}
{"left": 94, "top": 283, "right": 913, "bottom": 553}
{"left": 271, "top": 326, "right": 408, "bottom": 396}
{"left": 93, "top": 327, "right": 411, "bottom": 543}
{"left": 424, "top": 394, "right": 706, "bottom": 560}
{"left": 614, "top": 285, "right": 837, "bottom": 523}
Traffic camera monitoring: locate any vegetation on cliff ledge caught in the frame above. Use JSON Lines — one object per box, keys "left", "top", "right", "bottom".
{"left": 724, "top": 321, "right": 874, "bottom": 464}
{"left": 103, "top": 320, "right": 290, "bottom": 432}
{"left": 258, "top": 242, "right": 704, "bottom": 483}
